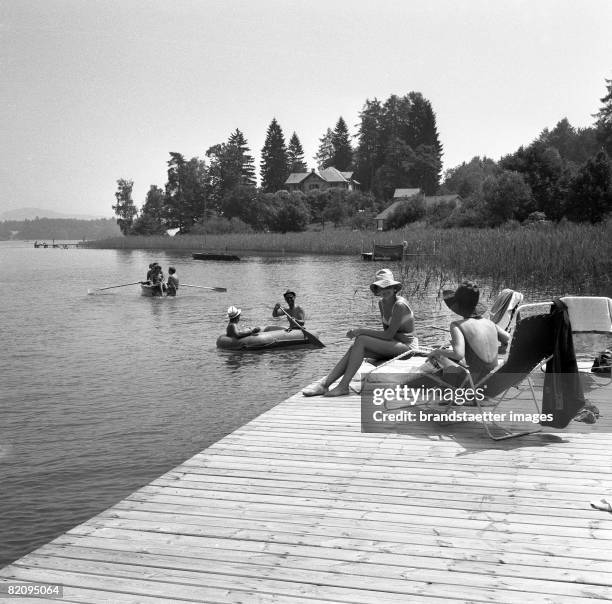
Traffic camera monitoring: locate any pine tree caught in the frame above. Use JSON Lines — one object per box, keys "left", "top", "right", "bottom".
{"left": 287, "top": 132, "right": 308, "bottom": 173}
{"left": 355, "top": 99, "right": 383, "bottom": 190}
{"left": 260, "top": 118, "right": 289, "bottom": 192}
{"left": 404, "top": 92, "right": 443, "bottom": 195}
{"left": 331, "top": 116, "right": 353, "bottom": 170}
{"left": 314, "top": 128, "right": 335, "bottom": 170}
{"left": 228, "top": 128, "right": 256, "bottom": 186}
{"left": 594, "top": 78, "right": 612, "bottom": 156}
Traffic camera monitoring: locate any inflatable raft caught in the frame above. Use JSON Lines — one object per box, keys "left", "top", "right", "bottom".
{"left": 216, "top": 327, "right": 317, "bottom": 350}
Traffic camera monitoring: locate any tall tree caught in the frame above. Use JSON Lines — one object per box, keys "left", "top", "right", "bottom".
{"left": 165, "top": 152, "right": 207, "bottom": 232}
{"left": 403, "top": 92, "right": 443, "bottom": 194}
{"left": 440, "top": 156, "right": 500, "bottom": 198}
{"left": 482, "top": 171, "right": 533, "bottom": 226}
{"left": 354, "top": 98, "right": 383, "bottom": 191}
{"left": 537, "top": 118, "right": 599, "bottom": 166}
{"left": 331, "top": 116, "right": 353, "bottom": 170}
{"left": 206, "top": 143, "right": 237, "bottom": 210}
{"left": 112, "top": 178, "right": 137, "bottom": 235}
{"left": 594, "top": 78, "right": 612, "bottom": 156}
{"left": 260, "top": 118, "right": 289, "bottom": 192}
{"left": 131, "top": 185, "right": 167, "bottom": 234}
{"left": 500, "top": 141, "right": 564, "bottom": 219}
{"left": 227, "top": 128, "right": 256, "bottom": 186}
{"left": 287, "top": 132, "right": 308, "bottom": 172}
{"left": 314, "top": 128, "right": 335, "bottom": 170}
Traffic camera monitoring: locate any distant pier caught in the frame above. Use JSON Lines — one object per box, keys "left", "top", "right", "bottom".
{"left": 1, "top": 375, "right": 611, "bottom": 602}
{"left": 33, "top": 241, "right": 86, "bottom": 249}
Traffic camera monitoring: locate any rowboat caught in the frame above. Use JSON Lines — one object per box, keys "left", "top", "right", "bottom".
{"left": 216, "top": 327, "right": 319, "bottom": 350}
{"left": 140, "top": 283, "right": 166, "bottom": 297}
{"left": 193, "top": 252, "right": 240, "bottom": 261}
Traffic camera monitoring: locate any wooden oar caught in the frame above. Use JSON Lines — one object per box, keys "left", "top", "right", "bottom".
{"left": 88, "top": 281, "right": 143, "bottom": 293}
{"left": 278, "top": 306, "right": 325, "bottom": 348}
{"left": 182, "top": 283, "right": 227, "bottom": 292}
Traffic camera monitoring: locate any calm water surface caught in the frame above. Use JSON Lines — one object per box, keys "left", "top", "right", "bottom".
{"left": 0, "top": 241, "right": 543, "bottom": 566}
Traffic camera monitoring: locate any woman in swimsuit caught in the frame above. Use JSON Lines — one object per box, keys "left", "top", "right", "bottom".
{"left": 428, "top": 281, "right": 509, "bottom": 383}
{"left": 303, "top": 269, "right": 418, "bottom": 397}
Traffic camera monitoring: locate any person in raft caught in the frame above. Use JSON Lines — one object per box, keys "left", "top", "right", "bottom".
{"left": 426, "top": 281, "right": 510, "bottom": 384}
{"left": 226, "top": 306, "right": 261, "bottom": 339}
{"left": 303, "top": 269, "right": 418, "bottom": 397}
{"left": 272, "top": 289, "right": 306, "bottom": 331}
{"left": 166, "top": 266, "right": 179, "bottom": 296}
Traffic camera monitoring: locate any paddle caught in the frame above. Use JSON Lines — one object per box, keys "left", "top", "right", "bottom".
{"left": 277, "top": 306, "right": 325, "bottom": 348}
{"left": 182, "top": 284, "right": 227, "bottom": 292}
{"left": 87, "top": 281, "right": 143, "bottom": 294}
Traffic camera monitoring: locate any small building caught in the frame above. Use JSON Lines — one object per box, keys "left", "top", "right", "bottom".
{"left": 284, "top": 167, "right": 360, "bottom": 193}
{"left": 374, "top": 190, "right": 463, "bottom": 230}
{"left": 374, "top": 188, "right": 422, "bottom": 230}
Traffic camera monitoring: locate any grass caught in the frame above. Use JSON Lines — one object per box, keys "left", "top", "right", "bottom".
{"left": 86, "top": 221, "right": 612, "bottom": 296}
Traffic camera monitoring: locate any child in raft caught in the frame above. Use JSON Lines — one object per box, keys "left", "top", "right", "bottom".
{"left": 226, "top": 306, "right": 261, "bottom": 339}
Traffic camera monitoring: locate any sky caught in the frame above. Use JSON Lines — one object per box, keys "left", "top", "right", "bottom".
{"left": 1, "top": 0, "right": 611, "bottom": 217}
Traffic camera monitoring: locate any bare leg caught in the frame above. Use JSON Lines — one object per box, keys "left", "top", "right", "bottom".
{"left": 322, "top": 347, "right": 352, "bottom": 387}
{"left": 325, "top": 336, "right": 409, "bottom": 396}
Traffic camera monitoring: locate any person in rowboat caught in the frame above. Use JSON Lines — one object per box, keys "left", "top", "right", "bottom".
{"left": 166, "top": 266, "right": 179, "bottom": 296}
{"left": 226, "top": 306, "right": 261, "bottom": 339}
{"left": 272, "top": 289, "right": 306, "bottom": 331}
{"left": 303, "top": 269, "right": 418, "bottom": 397}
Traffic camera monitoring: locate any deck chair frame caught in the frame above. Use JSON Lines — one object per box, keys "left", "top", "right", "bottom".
{"left": 375, "top": 312, "right": 555, "bottom": 440}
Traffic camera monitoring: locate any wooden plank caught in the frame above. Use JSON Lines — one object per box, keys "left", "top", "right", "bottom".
{"left": 1, "top": 377, "right": 610, "bottom": 603}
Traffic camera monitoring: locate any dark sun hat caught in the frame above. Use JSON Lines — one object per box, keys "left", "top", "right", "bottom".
{"left": 283, "top": 289, "right": 296, "bottom": 298}
{"left": 443, "top": 281, "right": 487, "bottom": 318}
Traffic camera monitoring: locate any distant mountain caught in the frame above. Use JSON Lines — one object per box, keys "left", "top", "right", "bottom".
{"left": 1, "top": 207, "right": 109, "bottom": 221}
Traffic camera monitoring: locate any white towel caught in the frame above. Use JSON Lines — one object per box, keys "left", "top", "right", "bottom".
{"left": 560, "top": 297, "right": 612, "bottom": 333}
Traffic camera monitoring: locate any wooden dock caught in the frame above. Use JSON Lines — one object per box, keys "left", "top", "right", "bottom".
{"left": 1, "top": 373, "right": 611, "bottom": 603}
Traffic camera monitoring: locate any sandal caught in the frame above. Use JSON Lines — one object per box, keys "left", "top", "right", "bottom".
{"left": 590, "top": 498, "right": 612, "bottom": 513}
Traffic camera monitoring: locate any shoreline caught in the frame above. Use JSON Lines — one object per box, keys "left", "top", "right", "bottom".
{"left": 82, "top": 223, "right": 612, "bottom": 296}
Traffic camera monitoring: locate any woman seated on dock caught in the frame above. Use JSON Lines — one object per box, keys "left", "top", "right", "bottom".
{"left": 426, "top": 281, "right": 510, "bottom": 385}
{"left": 303, "top": 269, "right": 418, "bottom": 397}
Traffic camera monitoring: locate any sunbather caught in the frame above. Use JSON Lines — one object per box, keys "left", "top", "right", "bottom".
{"left": 303, "top": 269, "right": 418, "bottom": 397}
{"left": 427, "top": 281, "right": 509, "bottom": 383}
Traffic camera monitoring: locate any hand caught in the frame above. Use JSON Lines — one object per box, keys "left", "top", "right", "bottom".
{"left": 252, "top": 327, "right": 261, "bottom": 334}
{"left": 274, "top": 303, "right": 281, "bottom": 311}
{"left": 346, "top": 328, "right": 358, "bottom": 339}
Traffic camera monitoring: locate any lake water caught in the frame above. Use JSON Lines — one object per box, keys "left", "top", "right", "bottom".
{"left": 0, "top": 241, "right": 547, "bottom": 567}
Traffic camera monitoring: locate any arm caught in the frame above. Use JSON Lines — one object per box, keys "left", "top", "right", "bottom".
{"left": 496, "top": 324, "right": 510, "bottom": 346}
{"left": 349, "top": 300, "right": 412, "bottom": 341}
{"left": 429, "top": 323, "right": 465, "bottom": 362}
{"left": 287, "top": 306, "right": 305, "bottom": 328}
{"left": 227, "top": 323, "right": 259, "bottom": 339}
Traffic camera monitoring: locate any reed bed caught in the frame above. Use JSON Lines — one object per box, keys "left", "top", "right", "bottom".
{"left": 87, "top": 221, "right": 611, "bottom": 296}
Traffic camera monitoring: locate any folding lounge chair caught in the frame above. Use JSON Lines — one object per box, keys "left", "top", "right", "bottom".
{"left": 560, "top": 296, "right": 612, "bottom": 379}
{"left": 518, "top": 298, "right": 612, "bottom": 380}
{"left": 383, "top": 310, "right": 555, "bottom": 440}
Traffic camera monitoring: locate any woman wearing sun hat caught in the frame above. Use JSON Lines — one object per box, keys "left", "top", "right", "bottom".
{"left": 427, "top": 281, "right": 509, "bottom": 382}
{"left": 303, "top": 268, "right": 418, "bottom": 397}
{"left": 226, "top": 306, "right": 261, "bottom": 339}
